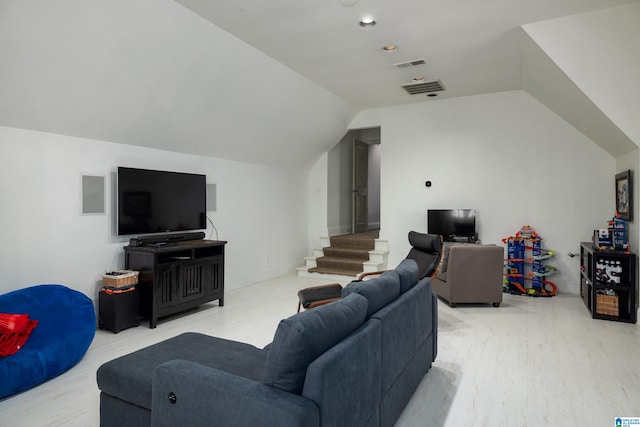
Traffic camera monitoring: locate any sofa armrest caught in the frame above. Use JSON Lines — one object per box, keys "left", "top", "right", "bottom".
{"left": 151, "top": 360, "right": 319, "bottom": 427}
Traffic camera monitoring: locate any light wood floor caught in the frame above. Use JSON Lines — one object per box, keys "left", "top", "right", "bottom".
{"left": 1, "top": 275, "right": 639, "bottom": 426}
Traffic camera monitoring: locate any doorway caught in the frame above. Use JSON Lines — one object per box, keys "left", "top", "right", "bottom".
{"left": 327, "top": 127, "right": 381, "bottom": 236}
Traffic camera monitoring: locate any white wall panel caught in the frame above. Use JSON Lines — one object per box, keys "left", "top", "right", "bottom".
{"left": 0, "top": 126, "right": 307, "bottom": 304}
{"left": 346, "top": 90, "right": 615, "bottom": 293}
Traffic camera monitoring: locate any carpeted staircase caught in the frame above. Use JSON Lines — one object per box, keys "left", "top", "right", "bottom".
{"left": 298, "top": 230, "right": 388, "bottom": 279}
{"left": 309, "top": 231, "right": 378, "bottom": 276}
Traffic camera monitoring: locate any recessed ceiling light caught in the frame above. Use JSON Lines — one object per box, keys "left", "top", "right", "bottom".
{"left": 382, "top": 45, "right": 398, "bottom": 52}
{"left": 412, "top": 76, "right": 425, "bottom": 82}
{"left": 360, "top": 17, "right": 376, "bottom": 27}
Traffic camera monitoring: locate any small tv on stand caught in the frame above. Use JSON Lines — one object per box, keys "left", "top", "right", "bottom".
{"left": 427, "top": 209, "right": 477, "bottom": 242}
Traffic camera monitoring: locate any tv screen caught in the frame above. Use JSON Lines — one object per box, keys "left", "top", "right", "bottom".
{"left": 117, "top": 167, "right": 206, "bottom": 236}
{"left": 427, "top": 209, "right": 477, "bottom": 241}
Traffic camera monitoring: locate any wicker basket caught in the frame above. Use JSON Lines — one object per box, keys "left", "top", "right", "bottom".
{"left": 103, "top": 270, "right": 139, "bottom": 288}
{"left": 595, "top": 293, "right": 619, "bottom": 316}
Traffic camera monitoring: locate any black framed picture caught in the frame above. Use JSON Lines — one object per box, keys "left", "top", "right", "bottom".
{"left": 615, "top": 170, "right": 633, "bottom": 221}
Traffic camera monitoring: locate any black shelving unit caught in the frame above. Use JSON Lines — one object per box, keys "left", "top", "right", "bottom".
{"left": 580, "top": 242, "right": 637, "bottom": 323}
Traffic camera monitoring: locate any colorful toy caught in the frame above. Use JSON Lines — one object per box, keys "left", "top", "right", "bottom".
{"left": 594, "top": 214, "right": 631, "bottom": 252}
{"left": 611, "top": 215, "right": 629, "bottom": 251}
{"left": 502, "top": 225, "right": 557, "bottom": 297}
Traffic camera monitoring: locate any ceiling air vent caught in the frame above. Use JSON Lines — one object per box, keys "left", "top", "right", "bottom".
{"left": 393, "top": 58, "right": 427, "bottom": 69}
{"left": 401, "top": 79, "right": 445, "bottom": 95}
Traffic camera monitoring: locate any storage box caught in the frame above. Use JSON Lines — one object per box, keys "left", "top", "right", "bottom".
{"left": 595, "top": 293, "right": 619, "bottom": 316}
{"left": 99, "top": 289, "right": 140, "bottom": 333}
{"left": 103, "top": 270, "right": 139, "bottom": 288}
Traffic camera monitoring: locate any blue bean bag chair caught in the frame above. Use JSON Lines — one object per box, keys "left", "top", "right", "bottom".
{"left": 0, "top": 284, "right": 95, "bottom": 399}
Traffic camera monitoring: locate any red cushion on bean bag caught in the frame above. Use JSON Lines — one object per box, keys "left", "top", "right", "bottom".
{"left": 0, "top": 313, "right": 30, "bottom": 335}
{"left": 0, "top": 318, "right": 38, "bottom": 357}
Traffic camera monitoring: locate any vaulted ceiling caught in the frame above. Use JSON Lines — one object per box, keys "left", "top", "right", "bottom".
{"left": 175, "top": 0, "right": 638, "bottom": 108}
{"left": 0, "top": 0, "right": 638, "bottom": 168}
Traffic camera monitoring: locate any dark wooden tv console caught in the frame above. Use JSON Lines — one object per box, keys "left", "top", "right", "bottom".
{"left": 124, "top": 239, "right": 226, "bottom": 328}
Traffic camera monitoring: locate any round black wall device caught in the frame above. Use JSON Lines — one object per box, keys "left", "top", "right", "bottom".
{"left": 425, "top": 180, "right": 432, "bottom": 187}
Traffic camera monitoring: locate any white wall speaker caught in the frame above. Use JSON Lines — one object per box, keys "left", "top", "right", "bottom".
{"left": 206, "top": 183, "right": 217, "bottom": 212}
{"left": 81, "top": 175, "right": 105, "bottom": 214}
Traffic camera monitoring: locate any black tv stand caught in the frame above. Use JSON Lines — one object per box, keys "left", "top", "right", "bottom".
{"left": 143, "top": 241, "right": 178, "bottom": 248}
{"left": 124, "top": 239, "right": 226, "bottom": 328}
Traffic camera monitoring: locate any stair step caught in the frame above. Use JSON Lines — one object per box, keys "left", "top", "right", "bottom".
{"left": 308, "top": 266, "right": 364, "bottom": 276}
{"left": 363, "top": 260, "right": 387, "bottom": 273}
{"left": 329, "top": 236, "right": 375, "bottom": 250}
{"left": 374, "top": 240, "right": 389, "bottom": 252}
{"left": 322, "top": 247, "right": 370, "bottom": 259}
{"left": 368, "top": 250, "right": 389, "bottom": 264}
{"left": 297, "top": 266, "right": 359, "bottom": 281}
{"left": 313, "top": 256, "right": 366, "bottom": 273}
{"left": 316, "top": 256, "right": 368, "bottom": 269}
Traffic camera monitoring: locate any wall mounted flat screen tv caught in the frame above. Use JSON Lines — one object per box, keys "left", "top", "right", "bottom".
{"left": 427, "top": 209, "right": 477, "bottom": 241}
{"left": 117, "top": 167, "right": 206, "bottom": 236}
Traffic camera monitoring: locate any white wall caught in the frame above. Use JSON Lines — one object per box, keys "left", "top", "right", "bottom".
{"left": 0, "top": 126, "right": 308, "bottom": 304}
{"left": 616, "top": 150, "right": 639, "bottom": 251}
{"left": 347, "top": 90, "right": 615, "bottom": 293}
{"left": 308, "top": 153, "right": 328, "bottom": 250}
{"left": 615, "top": 150, "right": 640, "bottom": 322}
{"left": 523, "top": 3, "right": 640, "bottom": 148}
{"left": 327, "top": 134, "right": 353, "bottom": 236}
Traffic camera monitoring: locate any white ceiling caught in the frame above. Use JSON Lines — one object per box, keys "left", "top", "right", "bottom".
{"left": 1, "top": 0, "right": 637, "bottom": 168}
{"left": 174, "top": 0, "right": 639, "bottom": 109}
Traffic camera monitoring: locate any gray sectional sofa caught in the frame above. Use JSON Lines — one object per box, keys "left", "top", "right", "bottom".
{"left": 96, "top": 259, "right": 438, "bottom": 427}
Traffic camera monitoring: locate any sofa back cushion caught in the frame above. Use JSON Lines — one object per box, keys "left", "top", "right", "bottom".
{"left": 394, "top": 259, "right": 419, "bottom": 293}
{"left": 342, "top": 271, "right": 400, "bottom": 318}
{"left": 371, "top": 277, "right": 433, "bottom": 398}
{"left": 263, "top": 293, "right": 368, "bottom": 395}
{"left": 438, "top": 242, "right": 477, "bottom": 274}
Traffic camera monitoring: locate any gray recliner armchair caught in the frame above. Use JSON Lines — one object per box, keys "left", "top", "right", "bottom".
{"left": 431, "top": 244, "right": 504, "bottom": 307}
